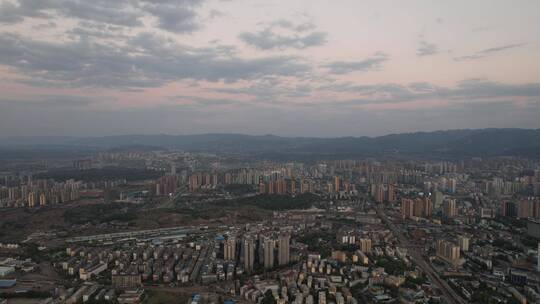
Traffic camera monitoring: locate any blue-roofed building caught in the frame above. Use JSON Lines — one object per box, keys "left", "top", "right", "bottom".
{"left": 224, "top": 298, "right": 236, "bottom": 304}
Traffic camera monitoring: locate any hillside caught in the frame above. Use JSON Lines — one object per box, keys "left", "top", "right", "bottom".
{"left": 1, "top": 129, "right": 539, "bottom": 159}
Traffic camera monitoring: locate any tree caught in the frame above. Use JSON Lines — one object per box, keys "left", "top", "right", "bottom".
{"left": 261, "top": 290, "right": 277, "bottom": 304}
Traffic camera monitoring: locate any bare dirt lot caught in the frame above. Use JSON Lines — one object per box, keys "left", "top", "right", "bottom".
{"left": 0, "top": 199, "right": 270, "bottom": 243}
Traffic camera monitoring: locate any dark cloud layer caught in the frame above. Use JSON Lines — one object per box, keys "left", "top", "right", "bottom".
{"left": 0, "top": 0, "right": 205, "bottom": 32}
{"left": 142, "top": 0, "right": 203, "bottom": 33}
{"left": 0, "top": 0, "right": 144, "bottom": 26}
{"left": 0, "top": 32, "right": 311, "bottom": 88}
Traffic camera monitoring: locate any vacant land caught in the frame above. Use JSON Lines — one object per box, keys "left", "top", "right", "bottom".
{"left": 0, "top": 197, "right": 273, "bottom": 242}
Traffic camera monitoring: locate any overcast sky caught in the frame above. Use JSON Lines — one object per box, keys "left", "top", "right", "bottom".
{"left": 0, "top": 0, "right": 539, "bottom": 137}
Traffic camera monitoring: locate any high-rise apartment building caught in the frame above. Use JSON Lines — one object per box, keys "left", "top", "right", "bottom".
{"left": 334, "top": 176, "right": 340, "bottom": 193}
{"left": 263, "top": 238, "right": 275, "bottom": 269}
{"left": 243, "top": 236, "right": 255, "bottom": 273}
{"left": 224, "top": 237, "right": 236, "bottom": 261}
{"left": 432, "top": 190, "right": 444, "bottom": 210}
{"left": 359, "top": 238, "right": 372, "bottom": 253}
{"left": 457, "top": 235, "right": 470, "bottom": 252}
{"left": 401, "top": 199, "right": 414, "bottom": 219}
{"left": 501, "top": 201, "right": 517, "bottom": 218}
{"left": 278, "top": 233, "right": 290, "bottom": 266}
{"left": 387, "top": 184, "right": 396, "bottom": 202}
{"left": 517, "top": 200, "right": 534, "bottom": 218}
{"left": 443, "top": 200, "right": 458, "bottom": 219}
{"left": 402, "top": 198, "right": 432, "bottom": 219}
{"left": 375, "top": 184, "right": 385, "bottom": 203}
{"left": 436, "top": 239, "right": 460, "bottom": 264}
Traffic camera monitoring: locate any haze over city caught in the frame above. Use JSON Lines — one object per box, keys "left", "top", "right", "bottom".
{"left": 2, "top": 2, "right": 540, "bottom": 304}
{"left": 0, "top": 0, "right": 539, "bottom": 136}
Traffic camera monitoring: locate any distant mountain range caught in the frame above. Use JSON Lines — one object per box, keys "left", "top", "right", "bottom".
{"left": 1, "top": 128, "right": 540, "bottom": 159}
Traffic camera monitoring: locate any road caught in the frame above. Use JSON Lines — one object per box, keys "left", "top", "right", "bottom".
{"left": 375, "top": 206, "right": 466, "bottom": 304}
{"left": 158, "top": 185, "right": 188, "bottom": 209}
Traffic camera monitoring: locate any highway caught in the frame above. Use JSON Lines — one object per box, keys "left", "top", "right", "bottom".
{"left": 375, "top": 206, "right": 466, "bottom": 304}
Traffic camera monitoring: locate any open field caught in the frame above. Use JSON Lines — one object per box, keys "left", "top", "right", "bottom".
{"left": 0, "top": 198, "right": 271, "bottom": 243}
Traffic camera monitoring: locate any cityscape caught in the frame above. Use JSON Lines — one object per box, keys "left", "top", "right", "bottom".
{"left": 1, "top": 1, "right": 540, "bottom": 304}
{"left": 0, "top": 135, "right": 539, "bottom": 304}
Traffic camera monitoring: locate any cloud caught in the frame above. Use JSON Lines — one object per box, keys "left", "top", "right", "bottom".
{"left": 208, "top": 9, "right": 225, "bottom": 19}
{"left": 322, "top": 52, "right": 389, "bottom": 74}
{"left": 58, "top": 1, "right": 144, "bottom": 27}
{"left": 447, "top": 78, "right": 540, "bottom": 98}
{"left": 454, "top": 43, "right": 526, "bottom": 61}
{"left": 0, "top": 1, "right": 25, "bottom": 23}
{"left": 66, "top": 22, "right": 128, "bottom": 40}
{"left": 0, "top": 0, "right": 207, "bottom": 31}
{"left": 269, "top": 19, "right": 316, "bottom": 32}
{"left": 239, "top": 30, "right": 327, "bottom": 50}
{"left": 211, "top": 77, "right": 315, "bottom": 103}
{"left": 142, "top": 0, "right": 203, "bottom": 33}
{"left": 0, "top": 0, "right": 145, "bottom": 26}
{"left": 239, "top": 19, "right": 327, "bottom": 50}
{"left": 0, "top": 32, "right": 311, "bottom": 89}
{"left": 416, "top": 40, "right": 439, "bottom": 56}
{"left": 0, "top": 0, "right": 53, "bottom": 24}
{"left": 320, "top": 79, "right": 540, "bottom": 106}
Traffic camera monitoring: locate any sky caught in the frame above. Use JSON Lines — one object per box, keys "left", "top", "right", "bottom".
{"left": 0, "top": 0, "right": 539, "bottom": 137}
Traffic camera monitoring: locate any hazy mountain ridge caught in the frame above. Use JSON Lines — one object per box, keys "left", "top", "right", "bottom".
{"left": 1, "top": 129, "right": 539, "bottom": 158}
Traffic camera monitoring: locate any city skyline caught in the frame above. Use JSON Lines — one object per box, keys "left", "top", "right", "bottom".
{"left": 0, "top": 0, "right": 539, "bottom": 136}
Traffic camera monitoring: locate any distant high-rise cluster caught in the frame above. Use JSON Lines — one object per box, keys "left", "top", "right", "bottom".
{"left": 443, "top": 199, "right": 458, "bottom": 219}
{"left": 225, "top": 232, "right": 292, "bottom": 273}
{"left": 259, "top": 179, "right": 294, "bottom": 195}
{"left": 371, "top": 183, "right": 396, "bottom": 203}
{"left": 73, "top": 159, "right": 93, "bottom": 170}
{"left": 401, "top": 197, "right": 433, "bottom": 219}
{"left": 154, "top": 175, "right": 179, "bottom": 196}
{"left": 514, "top": 198, "right": 540, "bottom": 219}
{"left": 485, "top": 177, "right": 527, "bottom": 196}
{"left": 436, "top": 239, "right": 461, "bottom": 264}
{"left": 0, "top": 178, "right": 81, "bottom": 208}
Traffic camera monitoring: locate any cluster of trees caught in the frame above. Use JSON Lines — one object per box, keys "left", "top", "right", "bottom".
{"left": 492, "top": 239, "right": 522, "bottom": 252}
{"left": 223, "top": 184, "right": 256, "bottom": 195}
{"left": 63, "top": 203, "right": 137, "bottom": 225}
{"left": 297, "top": 231, "right": 335, "bottom": 258}
{"left": 374, "top": 257, "right": 411, "bottom": 275}
{"left": 215, "top": 193, "right": 319, "bottom": 211}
